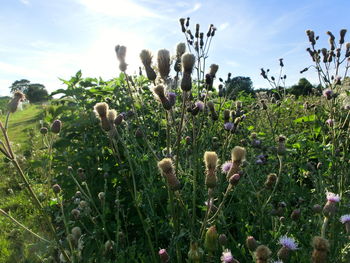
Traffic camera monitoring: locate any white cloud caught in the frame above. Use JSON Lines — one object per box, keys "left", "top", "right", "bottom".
{"left": 20, "top": 0, "right": 30, "bottom": 5}
{"left": 219, "top": 22, "right": 229, "bottom": 31}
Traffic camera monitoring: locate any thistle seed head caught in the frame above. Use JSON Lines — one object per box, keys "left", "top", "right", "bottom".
{"left": 204, "top": 151, "right": 218, "bottom": 170}
{"left": 157, "top": 49, "right": 171, "bottom": 80}
{"left": 231, "top": 146, "right": 246, "bottom": 162}
{"left": 94, "top": 102, "right": 109, "bottom": 119}
{"left": 176, "top": 43, "right": 186, "bottom": 58}
{"left": 181, "top": 53, "right": 196, "bottom": 73}
{"left": 140, "top": 49, "right": 153, "bottom": 67}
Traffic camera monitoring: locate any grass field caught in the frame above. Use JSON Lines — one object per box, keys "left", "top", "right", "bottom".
{"left": 0, "top": 103, "right": 46, "bottom": 262}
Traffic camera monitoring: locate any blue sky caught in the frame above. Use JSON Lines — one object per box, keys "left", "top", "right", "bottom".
{"left": 0, "top": 0, "right": 349, "bottom": 95}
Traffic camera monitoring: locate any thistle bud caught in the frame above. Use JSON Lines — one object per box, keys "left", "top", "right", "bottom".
{"left": 52, "top": 184, "right": 61, "bottom": 194}
{"left": 340, "top": 29, "right": 347, "bottom": 45}
{"left": 291, "top": 208, "right": 301, "bottom": 221}
{"left": 98, "top": 192, "right": 105, "bottom": 201}
{"left": 40, "top": 127, "right": 48, "bottom": 135}
{"left": 219, "top": 234, "right": 228, "bottom": 246}
{"left": 105, "top": 240, "right": 115, "bottom": 251}
{"left": 209, "top": 64, "right": 219, "bottom": 78}
{"left": 71, "top": 209, "right": 80, "bottom": 220}
{"left": 223, "top": 109, "right": 230, "bottom": 123}
{"left": 114, "top": 114, "right": 124, "bottom": 126}
{"left": 159, "top": 248, "right": 170, "bottom": 263}
{"left": 204, "top": 226, "right": 218, "bottom": 253}
{"left": 229, "top": 173, "right": 240, "bottom": 186}
{"left": 176, "top": 43, "right": 186, "bottom": 58}
{"left": 51, "top": 120, "right": 62, "bottom": 134}
{"left": 246, "top": 236, "right": 258, "bottom": 252}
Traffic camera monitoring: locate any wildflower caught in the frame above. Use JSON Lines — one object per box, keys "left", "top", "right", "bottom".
{"left": 224, "top": 122, "right": 234, "bottom": 131}
{"left": 221, "top": 162, "right": 233, "bottom": 174}
{"left": 227, "top": 146, "right": 246, "bottom": 180}
{"left": 176, "top": 42, "right": 186, "bottom": 58}
{"left": 229, "top": 173, "right": 240, "bottom": 186}
{"left": 325, "top": 119, "right": 334, "bottom": 126}
{"left": 195, "top": 101, "right": 204, "bottom": 111}
{"left": 168, "top": 92, "right": 176, "bottom": 107}
{"left": 326, "top": 192, "right": 340, "bottom": 202}
{"left": 8, "top": 91, "right": 25, "bottom": 113}
{"left": 157, "top": 49, "right": 170, "bottom": 80}
{"left": 277, "top": 236, "right": 298, "bottom": 262}
{"left": 291, "top": 209, "right": 301, "bottom": 221}
{"left": 204, "top": 226, "right": 218, "bottom": 252}
{"left": 340, "top": 214, "right": 350, "bottom": 233}
{"left": 209, "top": 64, "right": 219, "bottom": 78}
{"left": 312, "top": 236, "right": 329, "bottom": 263}
{"left": 278, "top": 236, "right": 298, "bottom": 250}
{"left": 255, "top": 245, "right": 271, "bottom": 263}
{"left": 221, "top": 249, "right": 233, "bottom": 263}
{"left": 159, "top": 248, "right": 170, "bottom": 263}
{"left": 207, "top": 101, "right": 218, "bottom": 120}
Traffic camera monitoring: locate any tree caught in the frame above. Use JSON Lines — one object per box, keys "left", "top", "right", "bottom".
{"left": 9, "top": 80, "right": 48, "bottom": 102}
{"left": 288, "top": 78, "right": 314, "bottom": 97}
{"left": 224, "top": 76, "right": 254, "bottom": 99}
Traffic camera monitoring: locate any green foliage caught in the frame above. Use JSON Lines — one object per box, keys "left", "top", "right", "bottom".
{"left": 9, "top": 79, "right": 49, "bottom": 103}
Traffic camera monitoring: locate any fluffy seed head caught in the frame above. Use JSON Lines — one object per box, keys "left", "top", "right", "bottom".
{"left": 94, "top": 102, "right": 109, "bottom": 119}
{"left": 204, "top": 151, "right": 218, "bottom": 170}
{"left": 8, "top": 91, "right": 26, "bottom": 113}
{"left": 255, "top": 245, "right": 271, "bottom": 261}
{"left": 157, "top": 49, "right": 171, "bottom": 79}
{"left": 176, "top": 43, "right": 186, "bottom": 58}
{"left": 209, "top": 64, "right": 219, "bottom": 77}
{"left": 153, "top": 85, "right": 166, "bottom": 98}
{"left": 158, "top": 158, "right": 174, "bottom": 175}
{"left": 107, "top": 109, "right": 117, "bottom": 123}
{"left": 312, "top": 236, "right": 329, "bottom": 251}
{"left": 115, "top": 45, "right": 127, "bottom": 61}
{"left": 71, "top": 226, "right": 82, "bottom": 239}
{"left": 140, "top": 49, "right": 153, "bottom": 66}
{"left": 181, "top": 53, "right": 196, "bottom": 73}
{"left": 231, "top": 146, "right": 246, "bottom": 162}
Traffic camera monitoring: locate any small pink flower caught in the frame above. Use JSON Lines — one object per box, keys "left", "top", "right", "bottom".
{"left": 159, "top": 248, "right": 169, "bottom": 262}
{"left": 195, "top": 101, "right": 204, "bottom": 111}
{"left": 325, "top": 119, "right": 334, "bottom": 126}
{"left": 326, "top": 192, "right": 340, "bottom": 203}
{"left": 322, "top": 88, "right": 333, "bottom": 99}
{"left": 221, "top": 249, "right": 234, "bottom": 263}
{"left": 278, "top": 236, "right": 298, "bottom": 250}
{"left": 224, "top": 122, "right": 234, "bottom": 131}
{"left": 221, "top": 161, "right": 233, "bottom": 173}
{"left": 340, "top": 214, "right": 350, "bottom": 224}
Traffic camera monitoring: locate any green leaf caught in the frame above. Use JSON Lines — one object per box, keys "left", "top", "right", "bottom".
{"left": 294, "top": 114, "right": 316, "bottom": 123}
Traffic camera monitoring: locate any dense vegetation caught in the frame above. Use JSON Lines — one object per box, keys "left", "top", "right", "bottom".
{"left": 1, "top": 19, "right": 350, "bottom": 263}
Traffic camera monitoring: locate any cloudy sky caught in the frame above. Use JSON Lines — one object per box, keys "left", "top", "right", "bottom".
{"left": 0, "top": 0, "right": 349, "bottom": 95}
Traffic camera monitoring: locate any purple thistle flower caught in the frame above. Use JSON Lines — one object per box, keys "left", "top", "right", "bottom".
{"left": 322, "top": 88, "right": 333, "bottom": 99}
{"left": 224, "top": 122, "right": 234, "bottom": 131}
{"left": 256, "top": 159, "right": 264, "bottom": 165}
{"left": 325, "top": 119, "right": 334, "bottom": 126}
{"left": 340, "top": 214, "right": 350, "bottom": 224}
{"left": 168, "top": 92, "right": 176, "bottom": 106}
{"left": 326, "top": 192, "right": 340, "bottom": 203}
{"left": 159, "top": 248, "right": 170, "bottom": 262}
{"left": 221, "top": 249, "right": 234, "bottom": 263}
{"left": 195, "top": 101, "right": 204, "bottom": 111}
{"left": 278, "top": 236, "right": 298, "bottom": 250}
{"left": 221, "top": 161, "right": 233, "bottom": 173}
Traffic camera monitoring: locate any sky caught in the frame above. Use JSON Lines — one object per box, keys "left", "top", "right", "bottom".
{"left": 0, "top": 0, "right": 349, "bottom": 96}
